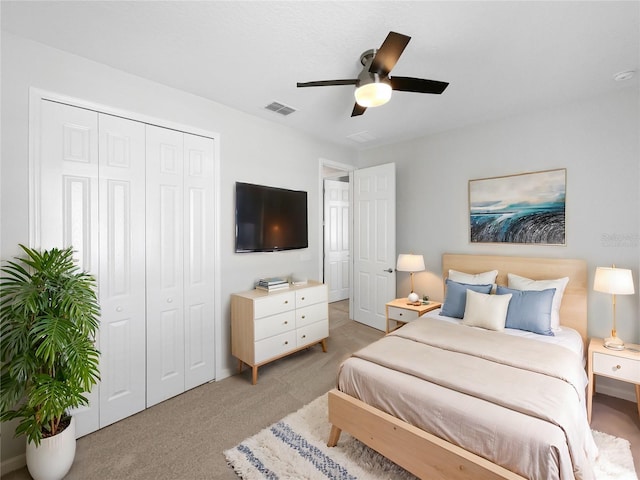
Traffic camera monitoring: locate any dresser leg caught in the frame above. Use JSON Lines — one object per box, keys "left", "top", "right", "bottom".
{"left": 238, "top": 359, "right": 243, "bottom": 374}
{"left": 252, "top": 366, "right": 258, "bottom": 385}
{"left": 636, "top": 384, "right": 640, "bottom": 419}
{"left": 320, "top": 339, "right": 328, "bottom": 352}
{"left": 587, "top": 371, "right": 594, "bottom": 423}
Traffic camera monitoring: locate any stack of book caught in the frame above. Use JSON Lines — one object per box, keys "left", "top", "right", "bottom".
{"left": 256, "top": 277, "right": 289, "bottom": 291}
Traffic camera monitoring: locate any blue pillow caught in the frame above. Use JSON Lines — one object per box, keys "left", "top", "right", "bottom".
{"left": 440, "top": 279, "right": 493, "bottom": 319}
{"left": 496, "top": 286, "right": 556, "bottom": 336}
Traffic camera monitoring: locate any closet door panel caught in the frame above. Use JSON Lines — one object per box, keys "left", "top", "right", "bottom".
{"left": 39, "top": 101, "right": 99, "bottom": 270}
{"left": 183, "top": 134, "right": 215, "bottom": 389}
{"left": 146, "top": 125, "right": 185, "bottom": 407}
{"left": 38, "top": 100, "right": 100, "bottom": 437}
{"left": 98, "top": 113, "right": 146, "bottom": 427}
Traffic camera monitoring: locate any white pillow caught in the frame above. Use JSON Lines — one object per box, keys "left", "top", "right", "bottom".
{"left": 448, "top": 269, "right": 498, "bottom": 285}
{"left": 507, "top": 273, "right": 569, "bottom": 332}
{"left": 462, "top": 289, "right": 512, "bottom": 331}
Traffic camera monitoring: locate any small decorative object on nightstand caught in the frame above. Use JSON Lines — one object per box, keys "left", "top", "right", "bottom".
{"left": 593, "top": 265, "right": 635, "bottom": 350}
{"left": 396, "top": 254, "right": 425, "bottom": 303}
{"left": 385, "top": 298, "right": 442, "bottom": 333}
{"left": 587, "top": 337, "right": 640, "bottom": 423}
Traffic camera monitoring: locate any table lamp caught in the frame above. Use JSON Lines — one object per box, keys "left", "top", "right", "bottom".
{"left": 593, "top": 265, "right": 635, "bottom": 350}
{"left": 396, "top": 254, "right": 425, "bottom": 303}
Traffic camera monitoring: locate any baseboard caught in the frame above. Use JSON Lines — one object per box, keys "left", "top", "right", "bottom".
{"left": 1, "top": 453, "right": 26, "bottom": 475}
{"left": 596, "top": 379, "right": 637, "bottom": 403}
{"left": 217, "top": 366, "right": 234, "bottom": 381}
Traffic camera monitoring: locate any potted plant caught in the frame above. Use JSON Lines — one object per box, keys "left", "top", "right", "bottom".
{"left": 0, "top": 245, "right": 100, "bottom": 480}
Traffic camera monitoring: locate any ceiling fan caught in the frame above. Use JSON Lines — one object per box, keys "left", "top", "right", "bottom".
{"left": 296, "top": 31, "right": 449, "bottom": 117}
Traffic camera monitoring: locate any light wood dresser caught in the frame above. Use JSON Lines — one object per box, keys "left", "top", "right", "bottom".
{"left": 231, "top": 281, "right": 329, "bottom": 384}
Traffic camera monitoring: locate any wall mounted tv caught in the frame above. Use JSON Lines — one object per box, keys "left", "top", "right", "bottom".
{"left": 235, "top": 182, "right": 309, "bottom": 253}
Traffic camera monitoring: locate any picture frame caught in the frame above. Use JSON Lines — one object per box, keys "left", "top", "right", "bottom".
{"left": 468, "top": 168, "right": 566, "bottom": 245}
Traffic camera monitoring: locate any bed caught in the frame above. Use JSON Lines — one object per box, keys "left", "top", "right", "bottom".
{"left": 327, "top": 253, "right": 596, "bottom": 480}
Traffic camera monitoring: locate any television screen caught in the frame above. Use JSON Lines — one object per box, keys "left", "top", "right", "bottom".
{"left": 235, "top": 182, "right": 308, "bottom": 252}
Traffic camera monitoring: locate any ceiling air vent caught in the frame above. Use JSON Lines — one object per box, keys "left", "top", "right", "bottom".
{"left": 265, "top": 101, "right": 296, "bottom": 116}
{"left": 347, "top": 131, "right": 376, "bottom": 144}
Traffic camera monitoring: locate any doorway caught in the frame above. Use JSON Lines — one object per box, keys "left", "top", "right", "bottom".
{"left": 320, "top": 160, "right": 353, "bottom": 303}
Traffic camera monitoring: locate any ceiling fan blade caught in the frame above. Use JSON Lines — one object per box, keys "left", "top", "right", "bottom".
{"left": 390, "top": 76, "right": 449, "bottom": 94}
{"left": 351, "top": 103, "right": 367, "bottom": 117}
{"left": 297, "top": 79, "right": 358, "bottom": 88}
{"left": 369, "top": 31, "right": 411, "bottom": 76}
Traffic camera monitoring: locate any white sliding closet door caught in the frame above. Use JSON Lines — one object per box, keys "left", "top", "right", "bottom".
{"left": 38, "top": 101, "right": 100, "bottom": 437}
{"left": 97, "top": 113, "right": 147, "bottom": 427}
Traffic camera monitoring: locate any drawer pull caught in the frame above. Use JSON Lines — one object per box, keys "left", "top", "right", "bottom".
{"left": 301, "top": 297, "right": 305, "bottom": 301}
{"left": 284, "top": 341, "right": 289, "bottom": 345}
{"left": 399, "top": 312, "right": 404, "bottom": 317}
{"left": 302, "top": 335, "right": 306, "bottom": 339}
{"left": 284, "top": 321, "right": 288, "bottom": 325}
{"left": 615, "top": 365, "right": 622, "bottom": 370}
{"left": 284, "top": 300, "right": 289, "bottom": 304}
{"left": 301, "top": 315, "right": 306, "bottom": 319}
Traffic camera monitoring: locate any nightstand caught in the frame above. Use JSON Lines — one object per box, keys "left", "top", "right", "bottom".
{"left": 587, "top": 337, "right": 640, "bottom": 423}
{"left": 385, "top": 299, "right": 442, "bottom": 333}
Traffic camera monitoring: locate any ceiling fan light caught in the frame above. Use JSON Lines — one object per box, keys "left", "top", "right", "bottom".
{"left": 354, "top": 82, "right": 392, "bottom": 108}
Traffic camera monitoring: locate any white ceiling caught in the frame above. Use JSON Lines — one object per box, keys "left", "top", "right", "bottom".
{"left": 2, "top": 1, "right": 638, "bottom": 150}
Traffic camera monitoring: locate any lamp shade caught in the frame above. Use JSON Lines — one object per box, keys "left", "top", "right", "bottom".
{"left": 594, "top": 267, "right": 635, "bottom": 295}
{"left": 354, "top": 82, "right": 392, "bottom": 108}
{"left": 396, "top": 254, "right": 425, "bottom": 273}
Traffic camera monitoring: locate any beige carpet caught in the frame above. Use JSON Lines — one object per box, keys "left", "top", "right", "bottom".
{"left": 1, "top": 300, "right": 639, "bottom": 479}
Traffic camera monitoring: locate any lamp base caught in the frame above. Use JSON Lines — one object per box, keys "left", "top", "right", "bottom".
{"left": 407, "top": 292, "right": 420, "bottom": 303}
{"left": 603, "top": 335, "right": 625, "bottom": 351}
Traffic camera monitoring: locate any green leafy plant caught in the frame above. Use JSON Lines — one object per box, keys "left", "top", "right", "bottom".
{"left": 0, "top": 245, "right": 100, "bottom": 446}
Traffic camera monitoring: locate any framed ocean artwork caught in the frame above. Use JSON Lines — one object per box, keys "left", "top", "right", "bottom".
{"left": 468, "top": 168, "right": 566, "bottom": 245}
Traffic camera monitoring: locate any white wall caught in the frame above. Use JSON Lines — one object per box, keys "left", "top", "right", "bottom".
{"left": 358, "top": 87, "right": 640, "bottom": 398}
{"left": 0, "top": 32, "right": 356, "bottom": 465}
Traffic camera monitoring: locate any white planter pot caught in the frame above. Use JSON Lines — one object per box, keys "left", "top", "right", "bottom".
{"left": 26, "top": 416, "right": 76, "bottom": 480}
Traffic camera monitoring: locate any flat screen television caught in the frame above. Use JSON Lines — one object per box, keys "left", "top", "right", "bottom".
{"left": 235, "top": 182, "right": 308, "bottom": 253}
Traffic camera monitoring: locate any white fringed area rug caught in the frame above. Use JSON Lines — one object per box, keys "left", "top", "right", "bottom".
{"left": 225, "top": 393, "right": 637, "bottom": 480}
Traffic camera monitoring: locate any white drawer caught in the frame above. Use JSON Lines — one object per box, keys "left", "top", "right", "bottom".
{"left": 296, "top": 320, "right": 328, "bottom": 347}
{"left": 254, "top": 310, "right": 295, "bottom": 341}
{"left": 593, "top": 352, "right": 640, "bottom": 383}
{"left": 387, "top": 306, "right": 419, "bottom": 322}
{"left": 296, "top": 302, "right": 328, "bottom": 328}
{"left": 253, "top": 291, "right": 295, "bottom": 319}
{"left": 296, "top": 285, "right": 327, "bottom": 307}
{"left": 255, "top": 330, "right": 297, "bottom": 364}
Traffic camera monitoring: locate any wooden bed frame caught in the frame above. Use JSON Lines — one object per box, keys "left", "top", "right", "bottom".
{"left": 327, "top": 253, "right": 588, "bottom": 480}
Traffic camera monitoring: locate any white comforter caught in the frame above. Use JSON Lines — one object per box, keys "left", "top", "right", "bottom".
{"left": 337, "top": 317, "right": 598, "bottom": 480}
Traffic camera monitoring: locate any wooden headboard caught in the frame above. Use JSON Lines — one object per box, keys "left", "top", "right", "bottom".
{"left": 442, "top": 253, "right": 588, "bottom": 346}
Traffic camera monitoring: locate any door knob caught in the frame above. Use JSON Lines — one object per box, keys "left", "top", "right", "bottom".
{"left": 383, "top": 268, "right": 393, "bottom": 273}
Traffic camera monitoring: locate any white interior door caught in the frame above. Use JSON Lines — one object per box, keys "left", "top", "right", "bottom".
{"left": 352, "top": 163, "right": 396, "bottom": 331}
{"left": 145, "top": 125, "right": 186, "bottom": 407}
{"left": 97, "top": 113, "right": 147, "bottom": 427}
{"left": 324, "top": 179, "right": 350, "bottom": 302}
